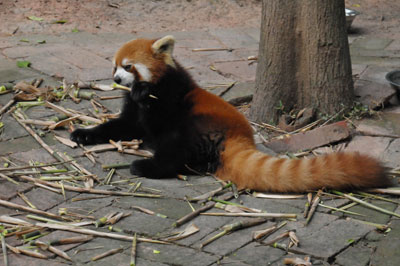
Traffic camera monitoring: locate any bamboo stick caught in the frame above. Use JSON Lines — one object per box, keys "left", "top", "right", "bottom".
{"left": 91, "top": 247, "right": 123, "bottom": 261}
{"left": 332, "top": 191, "right": 400, "bottom": 218}
{"left": 35, "top": 223, "right": 169, "bottom": 244}
{"left": 0, "top": 199, "right": 66, "bottom": 221}
{"left": 305, "top": 190, "right": 322, "bottom": 225}
{"left": 130, "top": 233, "right": 137, "bottom": 266}
{"left": 34, "top": 240, "right": 72, "bottom": 261}
{"left": 18, "top": 175, "right": 162, "bottom": 198}
{"left": 1, "top": 233, "right": 7, "bottom": 266}
{"left": 0, "top": 160, "right": 73, "bottom": 172}
{"left": 200, "top": 212, "right": 297, "bottom": 218}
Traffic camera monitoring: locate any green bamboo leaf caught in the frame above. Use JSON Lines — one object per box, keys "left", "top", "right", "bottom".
{"left": 53, "top": 19, "right": 68, "bottom": 24}
{"left": 28, "top": 16, "right": 44, "bottom": 21}
{"left": 16, "top": 61, "right": 31, "bottom": 68}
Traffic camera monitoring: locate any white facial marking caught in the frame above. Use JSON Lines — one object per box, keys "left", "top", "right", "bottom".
{"left": 114, "top": 66, "right": 134, "bottom": 87}
{"left": 134, "top": 63, "right": 152, "bottom": 82}
{"left": 122, "top": 58, "right": 130, "bottom": 66}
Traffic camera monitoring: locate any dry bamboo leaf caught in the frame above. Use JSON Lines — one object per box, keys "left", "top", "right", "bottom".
{"left": 91, "top": 83, "right": 114, "bottom": 91}
{"left": 283, "top": 256, "right": 312, "bottom": 266}
{"left": 123, "top": 148, "right": 153, "bottom": 158}
{"left": 164, "top": 224, "right": 199, "bottom": 241}
{"left": 54, "top": 135, "right": 78, "bottom": 148}
{"left": 6, "top": 244, "right": 48, "bottom": 259}
{"left": 289, "top": 231, "right": 299, "bottom": 247}
{"left": 91, "top": 247, "right": 123, "bottom": 261}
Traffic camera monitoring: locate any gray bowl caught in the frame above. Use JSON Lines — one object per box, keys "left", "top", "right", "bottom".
{"left": 385, "top": 70, "right": 400, "bottom": 100}
{"left": 345, "top": 8, "right": 360, "bottom": 30}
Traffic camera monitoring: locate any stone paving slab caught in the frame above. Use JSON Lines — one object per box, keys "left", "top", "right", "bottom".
{"left": 1, "top": 30, "right": 400, "bottom": 266}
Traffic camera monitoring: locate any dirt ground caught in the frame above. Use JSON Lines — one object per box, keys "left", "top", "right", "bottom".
{"left": 1, "top": 0, "right": 399, "bottom": 38}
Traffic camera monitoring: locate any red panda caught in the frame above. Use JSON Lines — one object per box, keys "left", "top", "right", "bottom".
{"left": 71, "top": 35, "right": 390, "bottom": 192}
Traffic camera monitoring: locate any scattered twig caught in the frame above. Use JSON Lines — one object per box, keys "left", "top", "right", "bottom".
{"left": 192, "top": 48, "right": 232, "bottom": 52}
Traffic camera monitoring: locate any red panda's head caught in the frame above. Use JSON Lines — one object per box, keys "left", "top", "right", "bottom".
{"left": 112, "top": 35, "right": 176, "bottom": 88}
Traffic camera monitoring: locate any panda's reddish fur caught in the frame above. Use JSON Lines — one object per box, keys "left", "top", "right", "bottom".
{"left": 71, "top": 36, "right": 390, "bottom": 192}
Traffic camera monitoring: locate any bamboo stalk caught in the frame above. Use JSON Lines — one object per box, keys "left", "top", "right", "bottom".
{"left": 201, "top": 212, "right": 297, "bottom": 218}
{"left": 0, "top": 160, "right": 73, "bottom": 172}
{"left": 174, "top": 202, "right": 215, "bottom": 227}
{"left": 200, "top": 218, "right": 268, "bottom": 248}
{"left": 36, "top": 223, "right": 169, "bottom": 244}
{"left": 332, "top": 191, "right": 400, "bottom": 218}
{"left": 0, "top": 173, "right": 19, "bottom": 185}
{"left": 49, "top": 235, "right": 93, "bottom": 245}
{"left": 0, "top": 199, "right": 66, "bottom": 221}
{"left": 1, "top": 233, "right": 7, "bottom": 266}
{"left": 130, "top": 233, "right": 137, "bottom": 266}
{"left": 17, "top": 192, "right": 36, "bottom": 209}
{"left": 13, "top": 112, "right": 92, "bottom": 175}
{"left": 174, "top": 192, "right": 234, "bottom": 227}
{"left": 318, "top": 203, "right": 366, "bottom": 216}
{"left": 367, "top": 188, "right": 400, "bottom": 196}
{"left": 18, "top": 175, "right": 162, "bottom": 198}
{"left": 0, "top": 99, "right": 15, "bottom": 116}
{"left": 45, "top": 101, "right": 101, "bottom": 124}
{"left": 0, "top": 215, "right": 33, "bottom": 226}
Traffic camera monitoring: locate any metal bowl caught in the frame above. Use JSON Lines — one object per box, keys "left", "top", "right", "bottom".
{"left": 385, "top": 70, "right": 400, "bottom": 100}
{"left": 345, "top": 8, "right": 360, "bottom": 30}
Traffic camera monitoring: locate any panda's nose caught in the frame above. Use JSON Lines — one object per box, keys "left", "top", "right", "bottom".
{"left": 114, "top": 76, "right": 121, "bottom": 84}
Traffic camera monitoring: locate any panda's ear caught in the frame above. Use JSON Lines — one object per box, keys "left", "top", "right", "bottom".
{"left": 152, "top": 35, "right": 175, "bottom": 56}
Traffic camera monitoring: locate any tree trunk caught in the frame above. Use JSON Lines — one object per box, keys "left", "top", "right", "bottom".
{"left": 249, "top": 0, "right": 354, "bottom": 124}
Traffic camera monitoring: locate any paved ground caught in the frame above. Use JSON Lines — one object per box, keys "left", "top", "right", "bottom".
{"left": 0, "top": 24, "right": 400, "bottom": 266}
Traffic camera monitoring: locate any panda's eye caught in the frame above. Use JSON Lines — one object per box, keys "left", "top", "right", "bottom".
{"left": 123, "top": 65, "right": 132, "bottom": 71}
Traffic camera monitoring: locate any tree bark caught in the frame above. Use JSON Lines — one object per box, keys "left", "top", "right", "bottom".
{"left": 250, "top": 0, "right": 353, "bottom": 124}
